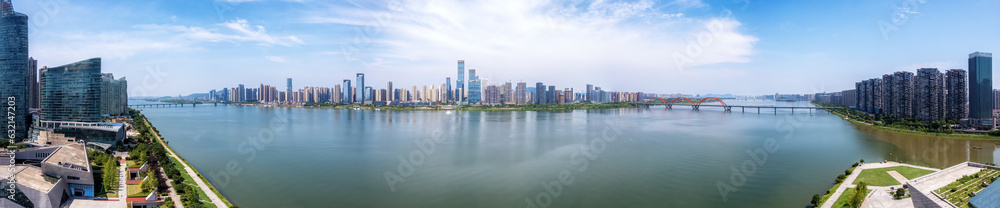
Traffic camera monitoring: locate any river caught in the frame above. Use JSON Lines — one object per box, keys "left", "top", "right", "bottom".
{"left": 132, "top": 100, "right": 1000, "bottom": 207}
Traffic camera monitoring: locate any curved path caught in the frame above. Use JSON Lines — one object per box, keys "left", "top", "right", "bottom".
{"left": 144, "top": 118, "right": 228, "bottom": 208}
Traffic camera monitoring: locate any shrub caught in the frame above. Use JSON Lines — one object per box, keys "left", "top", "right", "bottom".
{"left": 811, "top": 193, "right": 820, "bottom": 205}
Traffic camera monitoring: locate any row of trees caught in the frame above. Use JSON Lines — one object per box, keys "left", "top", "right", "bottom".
{"left": 130, "top": 109, "right": 208, "bottom": 208}
{"left": 813, "top": 101, "right": 955, "bottom": 133}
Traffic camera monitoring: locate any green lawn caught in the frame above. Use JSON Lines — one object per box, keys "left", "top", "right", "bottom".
{"left": 853, "top": 166, "right": 936, "bottom": 186}
{"left": 126, "top": 184, "right": 149, "bottom": 198}
{"left": 832, "top": 188, "right": 872, "bottom": 208}
{"left": 126, "top": 160, "right": 142, "bottom": 169}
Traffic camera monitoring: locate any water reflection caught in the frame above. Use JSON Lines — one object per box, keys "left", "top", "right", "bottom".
{"left": 854, "top": 124, "right": 999, "bottom": 168}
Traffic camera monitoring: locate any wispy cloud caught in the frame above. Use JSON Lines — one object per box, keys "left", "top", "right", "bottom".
{"left": 136, "top": 18, "right": 303, "bottom": 47}
{"left": 302, "top": 0, "right": 757, "bottom": 89}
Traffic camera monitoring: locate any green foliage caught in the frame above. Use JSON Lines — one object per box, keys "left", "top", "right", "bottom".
{"left": 103, "top": 156, "right": 119, "bottom": 192}
{"left": 894, "top": 188, "right": 906, "bottom": 199}
{"left": 850, "top": 182, "right": 868, "bottom": 208}
{"left": 811, "top": 193, "right": 820, "bottom": 205}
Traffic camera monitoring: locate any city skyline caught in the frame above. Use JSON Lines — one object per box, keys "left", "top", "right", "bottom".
{"left": 14, "top": 0, "right": 1000, "bottom": 97}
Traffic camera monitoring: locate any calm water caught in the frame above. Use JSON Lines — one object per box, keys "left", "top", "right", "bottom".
{"left": 133, "top": 100, "right": 1000, "bottom": 208}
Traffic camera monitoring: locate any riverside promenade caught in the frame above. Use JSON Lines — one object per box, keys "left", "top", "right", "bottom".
{"left": 820, "top": 161, "right": 939, "bottom": 208}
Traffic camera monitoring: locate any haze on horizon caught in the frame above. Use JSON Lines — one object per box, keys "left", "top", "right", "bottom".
{"left": 18, "top": 0, "right": 1000, "bottom": 97}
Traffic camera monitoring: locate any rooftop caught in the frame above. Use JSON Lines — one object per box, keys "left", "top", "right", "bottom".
{"left": 43, "top": 144, "right": 90, "bottom": 172}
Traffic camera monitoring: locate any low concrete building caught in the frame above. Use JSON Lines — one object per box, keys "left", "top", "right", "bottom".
{"left": 0, "top": 143, "right": 96, "bottom": 208}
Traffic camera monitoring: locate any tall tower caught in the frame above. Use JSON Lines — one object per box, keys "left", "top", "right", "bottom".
{"left": 446, "top": 77, "right": 452, "bottom": 102}
{"left": 969, "top": 52, "right": 993, "bottom": 128}
{"left": 28, "top": 57, "right": 37, "bottom": 109}
{"left": 0, "top": 0, "right": 28, "bottom": 140}
{"left": 343, "top": 79, "right": 352, "bottom": 104}
{"left": 287, "top": 78, "right": 292, "bottom": 93}
{"left": 356, "top": 73, "right": 365, "bottom": 104}
{"left": 457, "top": 60, "right": 465, "bottom": 102}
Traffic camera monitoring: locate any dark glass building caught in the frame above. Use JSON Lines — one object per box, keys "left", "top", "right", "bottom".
{"left": 457, "top": 60, "right": 464, "bottom": 102}
{"left": 969, "top": 52, "right": 993, "bottom": 128}
{"left": 40, "top": 58, "right": 102, "bottom": 123}
{"left": 0, "top": 0, "right": 29, "bottom": 140}
{"left": 356, "top": 73, "right": 365, "bottom": 103}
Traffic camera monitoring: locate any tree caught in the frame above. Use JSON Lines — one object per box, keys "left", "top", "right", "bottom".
{"left": 811, "top": 193, "right": 821, "bottom": 205}
{"left": 850, "top": 182, "right": 868, "bottom": 208}
{"left": 103, "top": 157, "right": 119, "bottom": 192}
{"left": 894, "top": 188, "right": 906, "bottom": 199}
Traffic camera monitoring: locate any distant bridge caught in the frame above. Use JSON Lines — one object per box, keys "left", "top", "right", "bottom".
{"left": 632, "top": 97, "right": 845, "bottom": 114}
{"left": 128, "top": 102, "right": 228, "bottom": 108}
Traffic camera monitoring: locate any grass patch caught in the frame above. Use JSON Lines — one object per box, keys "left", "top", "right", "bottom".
{"left": 832, "top": 188, "right": 872, "bottom": 208}
{"left": 854, "top": 166, "right": 936, "bottom": 187}
{"left": 126, "top": 160, "right": 142, "bottom": 169}
{"left": 816, "top": 182, "right": 843, "bottom": 206}
{"left": 126, "top": 184, "right": 149, "bottom": 198}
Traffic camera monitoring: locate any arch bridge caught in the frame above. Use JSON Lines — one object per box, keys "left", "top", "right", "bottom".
{"left": 636, "top": 97, "right": 843, "bottom": 114}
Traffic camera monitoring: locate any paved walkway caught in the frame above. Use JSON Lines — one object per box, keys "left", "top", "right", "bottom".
{"left": 886, "top": 170, "right": 909, "bottom": 185}
{"left": 820, "top": 162, "right": 940, "bottom": 208}
{"left": 159, "top": 166, "right": 185, "bottom": 208}
{"left": 145, "top": 118, "right": 228, "bottom": 208}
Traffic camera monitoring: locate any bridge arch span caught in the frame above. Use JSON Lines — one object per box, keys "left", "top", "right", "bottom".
{"left": 696, "top": 97, "right": 728, "bottom": 107}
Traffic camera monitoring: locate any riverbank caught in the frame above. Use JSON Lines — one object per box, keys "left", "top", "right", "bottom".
{"left": 134, "top": 110, "right": 234, "bottom": 207}
{"left": 814, "top": 102, "right": 1000, "bottom": 140}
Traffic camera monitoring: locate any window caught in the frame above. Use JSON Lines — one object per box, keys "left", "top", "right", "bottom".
{"left": 67, "top": 176, "right": 80, "bottom": 180}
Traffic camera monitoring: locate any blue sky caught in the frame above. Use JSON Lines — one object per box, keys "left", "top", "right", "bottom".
{"left": 16, "top": 0, "right": 1000, "bottom": 97}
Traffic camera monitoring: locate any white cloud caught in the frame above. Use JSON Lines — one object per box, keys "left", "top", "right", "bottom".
{"left": 266, "top": 56, "right": 287, "bottom": 63}
{"left": 308, "top": 0, "right": 757, "bottom": 90}
{"left": 135, "top": 18, "right": 303, "bottom": 47}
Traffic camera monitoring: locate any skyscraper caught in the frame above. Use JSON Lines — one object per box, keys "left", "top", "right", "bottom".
{"left": 343, "top": 79, "right": 352, "bottom": 104}
{"left": 969, "top": 52, "right": 993, "bottom": 128}
{"left": 547, "top": 86, "right": 556, "bottom": 104}
{"left": 0, "top": 0, "right": 28, "bottom": 140}
{"left": 586, "top": 84, "right": 594, "bottom": 102}
{"left": 515, "top": 81, "right": 527, "bottom": 105}
{"left": 287, "top": 78, "right": 292, "bottom": 93}
{"left": 40, "top": 58, "right": 102, "bottom": 123}
{"left": 535, "top": 82, "right": 546, "bottom": 104}
{"left": 914, "top": 68, "right": 944, "bottom": 122}
{"left": 457, "top": 60, "right": 465, "bottom": 102}
{"left": 387, "top": 81, "right": 394, "bottom": 102}
{"left": 945, "top": 69, "right": 967, "bottom": 121}
{"left": 356, "top": 73, "right": 365, "bottom": 103}
{"left": 446, "top": 77, "right": 452, "bottom": 102}
{"left": 468, "top": 69, "right": 480, "bottom": 104}
{"left": 28, "top": 57, "right": 37, "bottom": 109}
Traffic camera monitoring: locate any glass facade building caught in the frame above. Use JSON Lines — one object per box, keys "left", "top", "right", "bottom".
{"left": 457, "top": 60, "right": 464, "bottom": 102}
{"left": 0, "top": 0, "right": 29, "bottom": 140}
{"left": 969, "top": 52, "right": 993, "bottom": 126}
{"left": 343, "top": 79, "right": 352, "bottom": 104}
{"left": 356, "top": 73, "right": 365, "bottom": 103}
{"left": 40, "top": 58, "right": 102, "bottom": 123}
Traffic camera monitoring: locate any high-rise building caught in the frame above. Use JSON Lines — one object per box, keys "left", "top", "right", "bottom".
{"left": 356, "top": 73, "right": 365, "bottom": 103}
{"left": 564, "top": 88, "right": 574, "bottom": 103}
{"left": 387, "top": 81, "right": 394, "bottom": 102}
{"left": 28, "top": 57, "right": 38, "bottom": 109}
{"left": 945, "top": 69, "right": 968, "bottom": 121}
{"left": 547, "top": 86, "right": 556, "bottom": 104}
{"left": 914, "top": 68, "right": 944, "bottom": 122}
{"left": 469, "top": 79, "right": 481, "bottom": 104}
{"left": 586, "top": 84, "right": 594, "bottom": 102}
{"left": 502, "top": 81, "right": 513, "bottom": 105}
{"left": 446, "top": 77, "right": 452, "bottom": 102}
{"left": 365, "top": 86, "right": 373, "bottom": 102}
{"left": 457, "top": 60, "right": 465, "bottom": 102}
{"left": 516, "top": 81, "right": 527, "bottom": 105}
{"left": 287, "top": 78, "right": 292, "bottom": 93}
{"left": 535, "top": 82, "right": 546, "bottom": 104}
{"left": 100, "top": 73, "right": 128, "bottom": 116}
{"left": 40, "top": 58, "right": 102, "bottom": 123}
{"left": 343, "top": 79, "right": 352, "bottom": 103}
{"left": 969, "top": 52, "right": 993, "bottom": 128}
{"left": 1, "top": 1, "right": 29, "bottom": 140}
